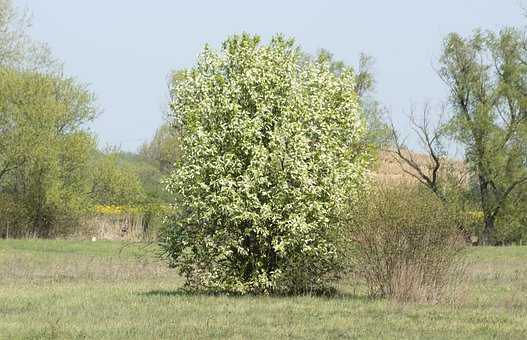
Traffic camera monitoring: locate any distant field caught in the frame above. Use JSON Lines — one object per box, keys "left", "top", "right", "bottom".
{"left": 374, "top": 151, "right": 466, "bottom": 185}
{"left": 1, "top": 240, "right": 526, "bottom": 339}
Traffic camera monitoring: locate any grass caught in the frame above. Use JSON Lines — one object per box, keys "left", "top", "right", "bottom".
{"left": 0, "top": 240, "right": 526, "bottom": 339}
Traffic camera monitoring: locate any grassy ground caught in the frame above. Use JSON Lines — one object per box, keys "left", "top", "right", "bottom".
{"left": 1, "top": 240, "right": 526, "bottom": 339}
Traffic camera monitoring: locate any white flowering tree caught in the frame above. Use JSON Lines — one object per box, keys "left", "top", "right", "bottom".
{"left": 162, "top": 34, "right": 370, "bottom": 294}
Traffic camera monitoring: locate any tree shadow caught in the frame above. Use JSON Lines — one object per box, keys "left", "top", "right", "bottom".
{"left": 138, "top": 289, "right": 225, "bottom": 298}
{"left": 137, "top": 288, "right": 375, "bottom": 302}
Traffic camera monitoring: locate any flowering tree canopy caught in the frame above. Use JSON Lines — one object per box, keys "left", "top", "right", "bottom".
{"left": 162, "top": 34, "right": 370, "bottom": 294}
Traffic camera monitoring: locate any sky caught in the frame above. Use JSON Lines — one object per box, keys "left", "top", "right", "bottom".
{"left": 14, "top": 1, "right": 526, "bottom": 152}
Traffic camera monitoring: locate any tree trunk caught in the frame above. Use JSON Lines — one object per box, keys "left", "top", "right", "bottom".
{"left": 478, "top": 173, "right": 496, "bottom": 246}
{"left": 481, "top": 213, "right": 495, "bottom": 246}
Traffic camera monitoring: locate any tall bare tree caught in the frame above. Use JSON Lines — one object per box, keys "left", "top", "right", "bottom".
{"left": 388, "top": 103, "right": 454, "bottom": 202}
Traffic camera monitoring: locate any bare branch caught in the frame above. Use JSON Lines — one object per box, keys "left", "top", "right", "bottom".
{"left": 387, "top": 103, "right": 451, "bottom": 202}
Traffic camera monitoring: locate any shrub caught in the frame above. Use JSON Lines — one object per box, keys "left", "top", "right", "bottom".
{"left": 162, "top": 34, "right": 370, "bottom": 294}
{"left": 347, "top": 186, "right": 466, "bottom": 303}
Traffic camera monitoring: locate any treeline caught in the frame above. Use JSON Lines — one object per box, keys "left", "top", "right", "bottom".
{"left": 0, "top": 1, "right": 166, "bottom": 238}
{"left": 0, "top": 65, "right": 152, "bottom": 237}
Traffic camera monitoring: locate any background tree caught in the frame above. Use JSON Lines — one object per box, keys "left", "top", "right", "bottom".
{"left": 315, "top": 49, "right": 389, "bottom": 149}
{"left": 89, "top": 148, "right": 145, "bottom": 206}
{"left": 387, "top": 103, "right": 470, "bottom": 200}
{"left": 0, "top": 1, "right": 147, "bottom": 238}
{"left": 0, "top": 68, "right": 98, "bottom": 237}
{"left": 0, "top": 0, "right": 56, "bottom": 71}
{"left": 138, "top": 123, "right": 181, "bottom": 174}
{"left": 432, "top": 28, "right": 527, "bottom": 245}
{"left": 137, "top": 69, "right": 187, "bottom": 203}
{"left": 387, "top": 103, "right": 475, "bottom": 242}
{"left": 162, "top": 34, "right": 370, "bottom": 294}
{"left": 387, "top": 27, "right": 527, "bottom": 245}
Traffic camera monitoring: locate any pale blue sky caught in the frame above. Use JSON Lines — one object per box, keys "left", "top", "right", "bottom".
{"left": 15, "top": 1, "right": 525, "bottom": 151}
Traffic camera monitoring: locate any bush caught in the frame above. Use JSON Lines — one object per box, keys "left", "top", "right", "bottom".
{"left": 495, "top": 216, "right": 527, "bottom": 246}
{"left": 162, "top": 34, "right": 370, "bottom": 294}
{"left": 347, "top": 186, "right": 466, "bottom": 303}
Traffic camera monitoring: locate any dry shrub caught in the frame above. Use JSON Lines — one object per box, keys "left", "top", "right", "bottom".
{"left": 348, "top": 185, "right": 466, "bottom": 303}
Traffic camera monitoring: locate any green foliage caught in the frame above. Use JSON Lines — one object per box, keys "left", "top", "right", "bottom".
{"left": 348, "top": 186, "right": 466, "bottom": 303}
{"left": 138, "top": 123, "right": 181, "bottom": 174}
{"left": 0, "top": 1, "right": 154, "bottom": 238}
{"left": 313, "top": 49, "right": 389, "bottom": 149}
{"left": 162, "top": 34, "right": 370, "bottom": 294}
{"left": 0, "top": 2, "right": 101, "bottom": 238}
{"left": 90, "top": 150, "right": 171, "bottom": 240}
{"left": 0, "top": 0, "right": 57, "bottom": 71}
{"left": 89, "top": 149, "right": 146, "bottom": 206}
{"left": 0, "top": 67, "right": 98, "bottom": 237}
{"left": 439, "top": 28, "right": 527, "bottom": 244}
{"left": 113, "top": 150, "right": 173, "bottom": 204}
{"left": 0, "top": 68, "right": 147, "bottom": 239}
{"left": 495, "top": 200, "right": 527, "bottom": 245}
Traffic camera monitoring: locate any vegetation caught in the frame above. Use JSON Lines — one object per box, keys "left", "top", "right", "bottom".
{"left": 3, "top": 1, "right": 524, "bottom": 247}
{"left": 0, "top": 67, "right": 97, "bottom": 237}
{"left": 312, "top": 49, "right": 389, "bottom": 149}
{"left": 1, "top": 1, "right": 527, "bottom": 338}
{"left": 1, "top": 239, "right": 527, "bottom": 339}
{"left": 162, "top": 34, "right": 370, "bottom": 294}
{"left": 439, "top": 29, "right": 527, "bottom": 245}
{"left": 138, "top": 123, "right": 181, "bottom": 174}
{"left": 388, "top": 27, "right": 527, "bottom": 246}
{"left": 0, "top": 0, "right": 56, "bottom": 71}
{"left": 348, "top": 186, "right": 466, "bottom": 303}
{"left": 0, "top": 1, "right": 156, "bottom": 238}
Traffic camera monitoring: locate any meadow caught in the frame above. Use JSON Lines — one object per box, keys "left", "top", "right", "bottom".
{"left": 1, "top": 240, "right": 526, "bottom": 339}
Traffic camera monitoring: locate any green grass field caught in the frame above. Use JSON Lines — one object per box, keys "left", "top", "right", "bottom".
{"left": 1, "top": 240, "right": 526, "bottom": 339}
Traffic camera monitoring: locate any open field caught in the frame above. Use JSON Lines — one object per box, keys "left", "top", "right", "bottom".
{"left": 1, "top": 240, "right": 526, "bottom": 339}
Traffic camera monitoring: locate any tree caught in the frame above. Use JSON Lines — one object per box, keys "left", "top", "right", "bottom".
{"left": 438, "top": 29, "right": 527, "bottom": 245}
{"left": 0, "top": 0, "right": 57, "bottom": 187}
{"left": 0, "top": 68, "right": 98, "bottom": 237}
{"left": 0, "top": 0, "right": 56, "bottom": 71}
{"left": 89, "top": 149, "right": 145, "bottom": 206}
{"left": 388, "top": 103, "right": 469, "bottom": 202}
{"left": 143, "top": 51, "right": 386, "bottom": 180}
{"left": 0, "top": 1, "right": 155, "bottom": 238}
{"left": 315, "top": 49, "right": 389, "bottom": 148}
{"left": 138, "top": 123, "right": 181, "bottom": 174}
{"left": 387, "top": 103, "right": 474, "bottom": 242}
{"left": 0, "top": 1, "right": 97, "bottom": 237}
{"left": 162, "top": 34, "right": 370, "bottom": 294}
